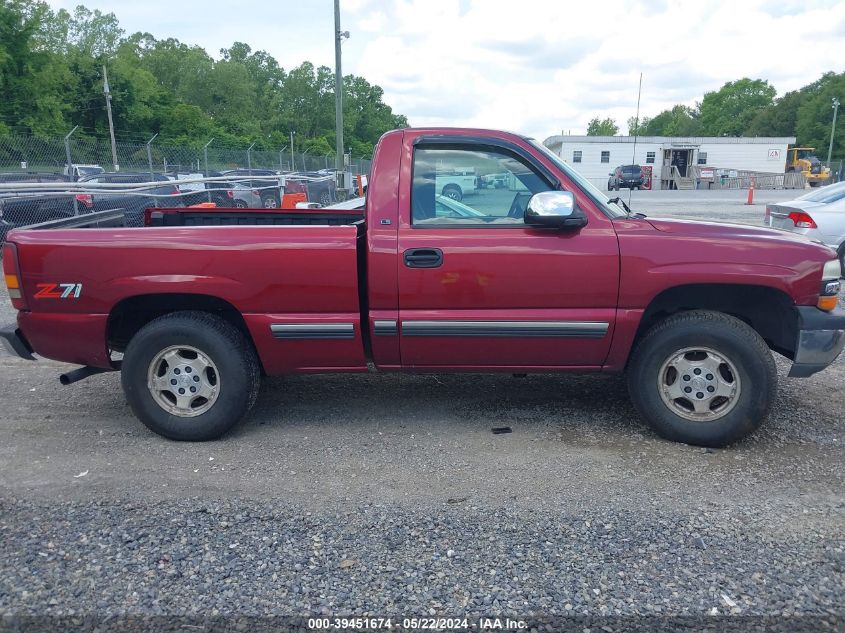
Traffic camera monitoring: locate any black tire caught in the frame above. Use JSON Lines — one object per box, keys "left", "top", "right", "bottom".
{"left": 442, "top": 184, "right": 462, "bottom": 201}
{"left": 261, "top": 194, "right": 279, "bottom": 209}
{"left": 234, "top": 199, "right": 247, "bottom": 209}
{"left": 627, "top": 310, "right": 776, "bottom": 447}
{"left": 319, "top": 190, "right": 332, "bottom": 207}
{"left": 121, "top": 311, "right": 261, "bottom": 441}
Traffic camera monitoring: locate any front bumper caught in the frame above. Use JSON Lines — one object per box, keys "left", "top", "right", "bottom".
{"left": 0, "top": 323, "right": 35, "bottom": 360}
{"left": 788, "top": 306, "right": 845, "bottom": 377}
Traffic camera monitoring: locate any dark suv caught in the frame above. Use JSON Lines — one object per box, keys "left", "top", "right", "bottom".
{"left": 608, "top": 164, "right": 644, "bottom": 191}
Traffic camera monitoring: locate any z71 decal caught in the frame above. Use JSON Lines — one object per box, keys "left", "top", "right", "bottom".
{"left": 35, "top": 283, "right": 83, "bottom": 299}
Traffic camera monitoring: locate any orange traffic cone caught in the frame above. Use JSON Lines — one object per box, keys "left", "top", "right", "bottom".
{"left": 745, "top": 177, "right": 755, "bottom": 205}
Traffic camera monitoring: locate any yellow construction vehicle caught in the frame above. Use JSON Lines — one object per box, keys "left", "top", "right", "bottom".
{"left": 786, "top": 147, "right": 831, "bottom": 187}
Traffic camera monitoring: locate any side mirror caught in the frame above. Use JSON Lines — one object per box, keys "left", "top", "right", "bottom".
{"left": 524, "top": 191, "right": 587, "bottom": 229}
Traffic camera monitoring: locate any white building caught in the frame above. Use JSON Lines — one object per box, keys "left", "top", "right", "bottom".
{"left": 543, "top": 134, "right": 796, "bottom": 190}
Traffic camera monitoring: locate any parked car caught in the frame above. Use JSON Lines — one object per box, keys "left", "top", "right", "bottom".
{"left": 170, "top": 172, "right": 236, "bottom": 208}
{"left": 479, "top": 172, "right": 508, "bottom": 189}
{"left": 608, "top": 165, "right": 644, "bottom": 191}
{"left": 283, "top": 172, "right": 337, "bottom": 207}
{"left": 435, "top": 171, "right": 477, "bottom": 201}
{"left": 0, "top": 173, "right": 80, "bottom": 242}
{"left": 63, "top": 164, "right": 104, "bottom": 181}
{"left": 220, "top": 169, "right": 282, "bottom": 208}
{"left": 1, "top": 127, "right": 843, "bottom": 449}
{"left": 765, "top": 180, "right": 845, "bottom": 271}
{"left": 78, "top": 172, "right": 182, "bottom": 226}
{"left": 231, "top": 183, "right": 263, "bottom": 208}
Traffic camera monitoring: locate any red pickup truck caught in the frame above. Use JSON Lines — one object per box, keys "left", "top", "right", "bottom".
{"left": 2, "top": 128, "right": 843, "bottom": 447}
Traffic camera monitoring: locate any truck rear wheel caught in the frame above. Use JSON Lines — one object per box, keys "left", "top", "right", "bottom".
{"left": 442, "top": 184, "right": 463, "bottom": 201}
{"left": 626, "top": 310, "right": 776, "bottom": 447}
{"left": 121, "top": 311, "right": 260, "bottom": 441}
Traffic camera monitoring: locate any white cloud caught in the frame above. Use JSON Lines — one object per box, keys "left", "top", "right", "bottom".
{"left": 353, "top": 0, "right": 845, "bottom": 137}
{"left": 44, "top": 0, "right": 845, "bottom": 139}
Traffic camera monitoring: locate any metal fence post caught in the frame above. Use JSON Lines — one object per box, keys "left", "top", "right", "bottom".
{"left": 146, "top": 133, "right": 158, "bottom": 178}
{"left": 64, "top": 126, "right": 80, "bottom": 215}
{"left": 247, "top": 142, "right": 256, "bottom": 175}
{"left": 203, "top": 138, "right": 215, "bottom": 202}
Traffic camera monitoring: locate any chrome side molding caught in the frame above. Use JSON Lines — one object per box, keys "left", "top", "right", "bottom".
{"left": 270, "top": 323, "right": 355, "bottom": 340}
{"left": 400, "top": 320, "right": 609, "bottom": 338}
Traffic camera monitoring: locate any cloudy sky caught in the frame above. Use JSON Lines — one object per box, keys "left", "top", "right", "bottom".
{"left": 46, "top": 0, "right": 845, "bottom": 140}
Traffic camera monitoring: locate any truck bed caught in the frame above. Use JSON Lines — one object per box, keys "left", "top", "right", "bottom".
{"left": 7, "top": 215, "right": 369, "bottom": 374}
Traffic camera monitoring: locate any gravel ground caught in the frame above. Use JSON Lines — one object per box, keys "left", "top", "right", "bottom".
{"left": 0, "top": 191, "right": 843, "bottom": 629}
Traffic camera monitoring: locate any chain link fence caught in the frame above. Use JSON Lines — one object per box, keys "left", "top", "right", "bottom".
{"left": 0, "top": 132, "right": 372, "bottom": 177}
{"left": 1, "top": 132, "right": 372, "bottom": 242}
{"left": 828, "top": 160, "right": 844, "bottom": 183}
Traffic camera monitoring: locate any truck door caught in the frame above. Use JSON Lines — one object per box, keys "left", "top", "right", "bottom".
{"left": 397, "top": 134, "right": 620, "bottom": 369}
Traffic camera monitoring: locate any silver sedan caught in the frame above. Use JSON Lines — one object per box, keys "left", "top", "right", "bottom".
{"left": 765, "top": 181, "right": 845, "bottom": 271}
{"left": 231, "top": 183, "right": 263, "bottom": 208}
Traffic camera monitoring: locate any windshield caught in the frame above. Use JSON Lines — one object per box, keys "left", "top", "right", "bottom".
{"left": 77, "top": 166, "right": 104, "bottom": 176}
{"left": 797, "top": 180, "right": 845, "bottom": 203}
{"left": 528, "top": 140, "right": 627, "bottom": 218}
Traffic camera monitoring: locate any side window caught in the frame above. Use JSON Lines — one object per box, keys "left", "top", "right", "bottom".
{"left": 697, "top": 152, "right": 708, "bottom": 165}
{"left": 411, "top": 145, "right": 554, "bottom": 226}
{"left": 572, "top": 150, "right": 582, "bottom": 163}
{"left": 600, "top": 151, "right": 610, "bottom": 163}
{"left": 646, "top": 152, "right": 655, "bottom": 164}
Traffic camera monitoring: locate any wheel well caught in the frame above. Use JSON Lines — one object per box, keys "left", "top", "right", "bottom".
{"left": 634, "top": 284, "right": 798, "bottom": 361}
{"left": 107, "top": 294, "right": 261, "bottom": 366}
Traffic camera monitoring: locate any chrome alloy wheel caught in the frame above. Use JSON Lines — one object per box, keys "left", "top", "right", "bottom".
{"left": 658, "top": 347, "right": 741, "bottom": 422}
{"left": 147, "top": 346, "right": 220, "bottom": 417}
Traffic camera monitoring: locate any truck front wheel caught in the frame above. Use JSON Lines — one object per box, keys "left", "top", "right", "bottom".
{"left": 121, "top": 311, "right": 261, "bottom": 441}
{"left": 626, "top": 310, "right": 776, "bottom": 447}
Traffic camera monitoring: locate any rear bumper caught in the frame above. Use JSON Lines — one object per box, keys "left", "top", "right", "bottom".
{"left": 788, "top": 306, "right": 845, "bottom": 377}
{"left": 0, "top": 324, "right": 35, "bottom": 360}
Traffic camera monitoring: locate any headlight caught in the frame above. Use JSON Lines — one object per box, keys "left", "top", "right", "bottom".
{"left": 818, "top": 259, "right": 842, "bottom": 311}
{"left": 823, "top": 259, "right": 843, "bottom": 280}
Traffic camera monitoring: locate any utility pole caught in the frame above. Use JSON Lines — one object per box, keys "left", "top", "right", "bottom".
{"left": 335, "top": 0, "right": 349, "bottom": 190}
{"left": 828, "top": 97, "right": 840, "bottom": 168}
{"left": 103, "top": 66, "right": 119, "bottom": 171}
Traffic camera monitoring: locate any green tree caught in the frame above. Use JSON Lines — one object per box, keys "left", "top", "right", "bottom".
{"left": 0, "top": 0, "right": 408, "bottom": 158}
{"left": 744, "top": 89, "right": 804, "bottom": 138}
{"left": 698, "top": 78, "right": 776, "bottom": 136}
{"left": 794, "top": 72, "right": 845, "bottom": 158}
{"left": 640, "top": 105, "right": 700, "bottom": 136}
{"left": 586, "top": 117, "right": 618, "bottom": 136}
